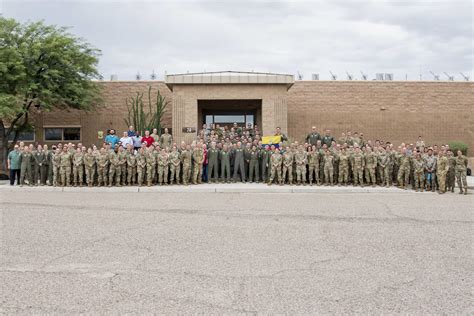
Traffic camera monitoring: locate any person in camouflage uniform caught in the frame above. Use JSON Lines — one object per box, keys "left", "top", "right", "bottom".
{"left": 323, "top": 150, "right": 335, "bottom": 186}
{"left": 126, "top": 149, "right": 137, "bottom": 185}
{"left": 282, "top": 147, "right": 294, "bottom": 185}
{"left": 446, "top": 150, "right": 456, "bottom": 193}
{"left": 96, "top": 148, "right": 109, "bottom": 187}
{"left": 51, "top": 148, "right": 62, "bottom": 187}
{"left": 397, "top": 149, "right": 411, "bottom": 190}
{"left": 59, "top": 146, "right": 73, "bottom": 187}
{"left": 43, "top": 145, "right": 52, "bottom": 185}
{"left": 294, "top": 145, "right": 307, "bottom": 185}
{"left": 160, "top": 128, "right": 173, "bottom": 149}
{"left": 378, "top": 147, "right": 391, "bottom": 187}
{"left": 157, "top": 148, "right": 169, "bottom": 185}
{"left": 108, "top": 148, "right": 120, "bottom": 187}
{"left": 413, "top": 153, "right": 425, "bottom": 192}
{"left": 181, "top": 145, "right": 192, "bottom": 185}
{"left": 268, "top": 148, "right": 283, "bottom": 186}
{"left": 192, "top": 143, "right": 204, "bottom": 184}
{"left": 136, "top": 147, "right": 147, "bottom": 186}
{"left": 436, "top": 151, "right": 449, "bottom": 194}
{"left": 455, "top": 150, "right": 468, "bottom": 195}
{"left": 219, "top": 144, "right": 232, "bottom": 183}
{"left": 307, "top": 146, "right": 320, "bottom": 186}
{"left": 72, "top": 147, "right": 84, "bottom": 187}
{"left": 248, "top": 145, "right": 260, "bottom": 183}
{"left": 117, "top": 147, "right": 127, "bottom": 186}
{"left": 365, "top": 147, "right": 377, "bottom": 187}
{"left": 84, "top": 148, "right": 96, "bottom": 187}
{"left": 338, "top": 148, "right": 349, "bottom": 186}
{"left": 352, "top": 147, "right": 365, "bottom": 186}
{"left": 19, "top": 146, "right": 33, "bottom": 186}
{"left": 168, "top": 145, "right": 181, "bottom": 184}
{"left": 146, "top": 146, "right": 157, "bottom": 186}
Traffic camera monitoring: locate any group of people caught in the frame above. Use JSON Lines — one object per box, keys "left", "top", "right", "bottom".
{"left": 7, "top": 124, "right": 470, "bottom": 195}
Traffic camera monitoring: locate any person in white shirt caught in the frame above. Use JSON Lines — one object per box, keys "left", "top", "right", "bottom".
{"left": 120, "top": 131, "right": 133, "bottom": 149}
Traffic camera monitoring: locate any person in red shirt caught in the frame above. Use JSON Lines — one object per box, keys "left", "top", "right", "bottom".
{"left": 142, "top": 130, "right": 154, "bottom": 147}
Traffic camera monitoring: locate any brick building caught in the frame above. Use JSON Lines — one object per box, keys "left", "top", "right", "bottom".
{"left": 24, "top": 71, "right": 473, "bottom": 154}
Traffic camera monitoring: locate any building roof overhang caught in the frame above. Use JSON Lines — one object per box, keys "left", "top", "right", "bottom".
{"left": 165, "top": 71, "right": 294, "bottom": 91}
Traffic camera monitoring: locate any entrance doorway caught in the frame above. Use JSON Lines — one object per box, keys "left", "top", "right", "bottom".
{"left": 198, "top": 100, "right": 262, "bottom": 130}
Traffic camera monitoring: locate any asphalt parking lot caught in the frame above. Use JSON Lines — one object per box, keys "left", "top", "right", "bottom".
{"left": 1, "top": 188, "right": 472, "bottom": 314}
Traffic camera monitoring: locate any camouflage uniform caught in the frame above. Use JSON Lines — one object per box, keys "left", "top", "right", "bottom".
{"left": 447, "top": 155, "right": 456, "bottom": 192}
{"left": 192, "top": 147, "right": 204, "bottom": 184}
{"left": 136, "top": 151, "right": 147, "bottom": 186}
{"left": 352, "top": 152, "right": 365, "bottom": 186}
{"left": 108, "top": 151, "right": 120, "bottom": 186}
{"left": 397, "top": 154, "right": 411, "bottom": 189}
{"left": 365, "top": 151, "right": 377, "bottom": 186}
{"left": 338, "top": 152, "right": 349, "bottom": 185}
{"left": 59, "top": 151, "right": 72, "bottom": 187}
{"left": 268, "top": 151, "right": 283, "bottom": 185}
{"left": 294, "top": 150, "right": 307, "bottom": 185}
{"left": 146, "top": 149, "right": 157, "bottom": 186}
{"left": 282, "top": 150, "right": 294, "bottom": 184}
{"left": 84, "top": 152, "right": 96, "bottom": 186}
{"left": 168, "top": 150, "right": 181, "bottom": 184}
{"left": 436, "top": 155, "right": 449, "bottom": 194}
{"left": 180, "top": 149, "right": 192, "bottom": 185}
{"left": 157, "top": 151, "right": 169, "bottom": 185}
{"left": 413, "top": 158, "right": 425, "bottom": 191}
{"left": 73, "top": 151, "right": 84, "bottom": 186}
{"left": 323, "top": 152, "right": 335, "bottom": 185}
{"left": 308, "top": 151, "right": 321, "bottom": 185}
{"left": 96, "top": 152, "right": 109, "bottom": 186}
{"left": 118, "top": 151, "right": 127, "bottom": 186}
{"left": 424, "top": 155, "right": 437, "bottom": 192}
{"left": 52, "top": 151, "right": 62, "bottom": 186}
{"left": 127, "top": 152, "right": 137, "bottom": 185}
{"left": 455, "top": 154, "right": 468, "bottom": 194}
{"left": 378, "top": 151, "right": 391, "bottom": 187}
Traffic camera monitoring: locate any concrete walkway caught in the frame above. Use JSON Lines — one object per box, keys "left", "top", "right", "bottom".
{"left": 1, "top": 177, "right": 473, "bottom": 194}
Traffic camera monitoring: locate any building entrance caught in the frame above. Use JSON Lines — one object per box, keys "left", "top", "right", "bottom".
{"left": 198, "top": 99, "right": 262, "bottom": 130}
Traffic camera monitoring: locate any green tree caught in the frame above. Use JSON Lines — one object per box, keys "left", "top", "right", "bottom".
{"left": 0, "top": 17, "right": 102, "bottom": 172}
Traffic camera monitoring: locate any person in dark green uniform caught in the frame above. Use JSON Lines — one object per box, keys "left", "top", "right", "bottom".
{"left": 207, "top": 141, "right": 219, "bottom": 183}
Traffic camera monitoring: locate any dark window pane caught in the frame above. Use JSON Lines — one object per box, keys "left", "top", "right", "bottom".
{"left": 45, "top": 128, "right": 62, "bottom": 141}
{"left": 63, "top": 128, "right": 81, "bottom": 141}
{"left": 8, "top": 131, "right": 35, "bottom": 141}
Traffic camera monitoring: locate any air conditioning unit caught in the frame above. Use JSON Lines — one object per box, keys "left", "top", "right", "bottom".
{"left": 312, "top": 74, "right": 319, "bottom": 80}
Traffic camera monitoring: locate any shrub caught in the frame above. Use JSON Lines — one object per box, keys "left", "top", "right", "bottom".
{"left": 448, "top": 141, "right": 468, "bottom": 155}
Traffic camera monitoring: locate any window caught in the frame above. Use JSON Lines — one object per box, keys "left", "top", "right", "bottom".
{"left": 7, "top": 130, "right": 35, "bottom": 142}
{"left": 44, "top": 127, "right": 81, "bottom": 141}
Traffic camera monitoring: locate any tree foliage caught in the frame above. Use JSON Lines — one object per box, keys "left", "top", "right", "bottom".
{"left": 0, "top": 17, "right": 102, "bottom": 171}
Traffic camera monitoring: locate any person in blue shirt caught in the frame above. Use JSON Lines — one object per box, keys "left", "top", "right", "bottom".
{"left": 105, "top": 129, "right": 120, "bottom": 149}
{"left": 127, "top": 125, "right": 136, "bottom": 137}
{"left": 8, "top": 144, "right": 22, "bottom": 185}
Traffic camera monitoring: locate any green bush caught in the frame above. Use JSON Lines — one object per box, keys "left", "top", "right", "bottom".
{"left": 448, "top": 141, "right": 468, "bottom": 155}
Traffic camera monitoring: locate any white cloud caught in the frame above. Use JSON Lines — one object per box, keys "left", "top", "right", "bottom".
{"left": 2, "top": 0, "right": 472, "bottom": 80}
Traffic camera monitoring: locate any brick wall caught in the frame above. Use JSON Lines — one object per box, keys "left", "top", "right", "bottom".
{"left": 287, "top": 81, "right": 474, "bottom": 153}
{"left": 37, "top": 80, "right": 474, "bottom": 155}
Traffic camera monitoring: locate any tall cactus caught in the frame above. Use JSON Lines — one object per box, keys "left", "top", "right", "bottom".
{"left": 123, "top": 86, "right": 169, "bottom": 136}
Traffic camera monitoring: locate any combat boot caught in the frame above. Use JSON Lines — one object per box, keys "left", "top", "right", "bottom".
{"left": 464, "top": 189, "right": 467, "bottom": 195}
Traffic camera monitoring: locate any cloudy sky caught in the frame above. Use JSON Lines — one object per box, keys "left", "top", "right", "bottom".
{"left": 2, "top": 0, "right": 472, "bottom": 81}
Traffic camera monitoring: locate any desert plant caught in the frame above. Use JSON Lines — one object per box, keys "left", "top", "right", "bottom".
{"left": 448, "top": 141, "right": 468, "bottom": 155}
{"left": 123, "top": 86, "right": 169, "bottom": 136}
